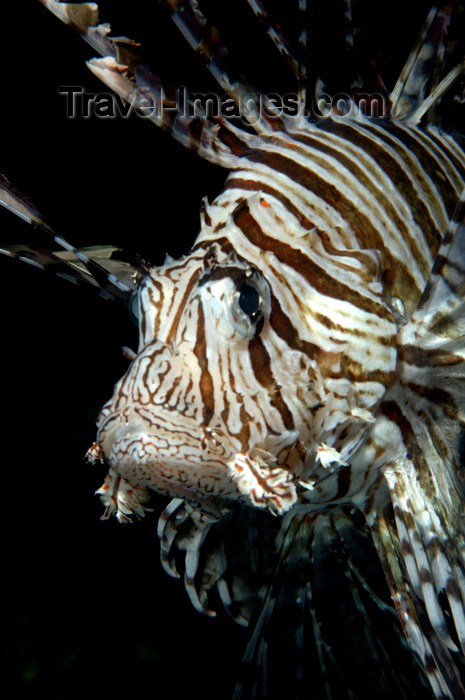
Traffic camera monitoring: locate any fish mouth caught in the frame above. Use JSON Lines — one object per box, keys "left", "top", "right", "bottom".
{"left": 97, "top": 412, "right": 149, "bottom": 457}
{"left": 96, "top": 405, "right": 239, "bottom": 501}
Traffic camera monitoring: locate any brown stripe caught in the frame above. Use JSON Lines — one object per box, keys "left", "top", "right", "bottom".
{"left": 217, "top": 123, "right": 251, "bottom": 157}
{"left": 244, "top": 148, "right": 387, "bottom": 246}
{"left": 312, "top": 229, "right": 381, "bottom": 280}
{"left": 269, "top": 294, "right": 322, "bottom": 359}
{"left": 193, "top": 302, "right": 215, "bottom": 425}
{"left": 381, "top": 400, "right": 415, "bottom": 457}
{"left": 199, "top": 197, "right": 212, "bottom": 226}
{"left": 232, "top": 198, "right": 389, "bottom": 318}
{"left": 191, "top": 236, "right": 236, "bottom": 255}
{"left": 426, "top": 131, "right": 465, "bottom": 184}
{"left": 335, "top": 464, "right": 352, "bottom": 499}
{"left": 267, "top": 130, "right": 432, "bottom": 273}
{"left": 340, "top": 354, "right": 393, "bottom": 387}
{"left": 399, "top": 344, "right": 463, "bottom": 368}
{"left": 242, "top": 147, "right": 424, "bottom": 302}
{"left": 433, "top": 254, "right": 465, "bottom": 282}
{"left": 412, "top": 129, "right": 465, "bottom": 192}
{"left": 314, "top": 310, "right": 395, "bottom": 347}
{"left": 317, "top": 119, "right": 444, "bottom": 253}
{"left": 248, "top": 335, "right": 295, "bottom": 430}
{"left": 407, "top": 382, "right": 457, "bottom": 420}
{"left": 384, "top": 126, "right": 463, "bottom": 219}
{"left": 140, "top": 345, "right": 171, "bottom": 402}
{"left": 237, "top": 403, "right": 251, "bottom": 450}
{"left": 165, "top": 266, "right": 203, "bottom": 342}
{"left": 222, "top": 176, "right": 316, "bottom": 229}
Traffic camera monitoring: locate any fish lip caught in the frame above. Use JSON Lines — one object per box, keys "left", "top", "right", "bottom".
{"left": 96, "top": 409, "right": 155, "bottom": 459}
{"left": 96, "top": 405, "right": 233, "bottom": 463}
{"left": 95, "top": 412, "right": 240, "bottom": 503}
{"left": 97, "top": 418, "right": 188, "bottom": 459}
{"left": 104, "top": 421, "right": 146, "bottom": 444}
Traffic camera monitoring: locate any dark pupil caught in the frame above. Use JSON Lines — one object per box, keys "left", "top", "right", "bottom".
{"left": 238, "top": 284, "right": 261, "bottom": 319}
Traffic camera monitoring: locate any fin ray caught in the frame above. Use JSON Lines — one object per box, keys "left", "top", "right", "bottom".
{"left": 0, "top": 175, "right": 135, "bottom": 302}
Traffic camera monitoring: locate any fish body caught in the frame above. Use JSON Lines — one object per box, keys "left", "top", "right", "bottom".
{"left": 90, "top": 99, "right": 465, "bottom": 697}
{"left": 3, "top": 1, "right": 465, "bottom": 698}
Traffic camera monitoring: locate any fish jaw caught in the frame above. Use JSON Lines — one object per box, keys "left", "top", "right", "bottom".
{"left": 96, "top": 404, "right": 240, "bottom": 503}
{"left": 92, "top": 390, "right": 304, "bottom": 517}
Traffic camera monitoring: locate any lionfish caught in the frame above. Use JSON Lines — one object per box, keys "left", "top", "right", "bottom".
{"left": 3, "top": 0, "right": 465, "bottom": 697}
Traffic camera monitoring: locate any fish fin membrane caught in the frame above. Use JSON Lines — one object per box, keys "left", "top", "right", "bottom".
{"left": 157, "top": 500, "right": 279, "bottom": 624}
{"left": 368, "top": 470, "right": 465, "bottom": 699}
{"left": 0, "top": 174, "right": 136, "bottom": 303}
{"left": 233, "top": 507, "right": 432, "bottom": 700}
{"left": 38, "top": 0, "right": 282, "bottom": 156}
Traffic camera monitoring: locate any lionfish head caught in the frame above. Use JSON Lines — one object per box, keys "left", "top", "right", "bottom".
{"left": 95, "top": 238, "right": 316, "bottom": 517}
{"left": 94, "top": 183, "right": 398, "bottom": 520}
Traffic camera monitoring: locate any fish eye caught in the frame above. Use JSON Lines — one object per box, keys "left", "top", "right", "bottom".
{"left": 238, "top": 282, "right": 262, "bottom": 321}
{"left": 227, "top": 272, "right": 269, "bottom": 339}
{"left": 199, "top": 263, "right": 270, "bottom": 339}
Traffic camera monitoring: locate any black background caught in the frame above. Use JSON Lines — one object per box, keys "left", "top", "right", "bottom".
{"left": 0, "top": 1, "right": 449, "bottom": 698}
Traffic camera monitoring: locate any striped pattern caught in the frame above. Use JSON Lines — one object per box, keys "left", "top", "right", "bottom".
{"left": 8, "top": 2, "right": 465, "bottom": 698}
{"left": 96, "top": 114, "right": 465, "bottom": 512}
{"left": 94, "top": 113, "right": 465, "bottom": 695}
